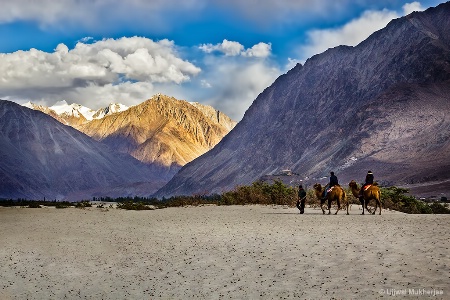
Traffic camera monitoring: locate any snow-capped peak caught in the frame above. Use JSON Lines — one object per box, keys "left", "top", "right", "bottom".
{"left": 21, "top": 99, "right": 129, "bottom": 123}
{"left": 22, "top": 101, "right": 34, "bottom": 109}
{"left": 92, "top": 103, "right": 129, "bottom": 119}
{"left": 49, "top": 100, "right": 96, "bottom": 120}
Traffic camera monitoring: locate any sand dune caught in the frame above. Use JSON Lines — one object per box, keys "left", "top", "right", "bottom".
{"left": 0, "top": 205, "right": 448, "bottom": 299}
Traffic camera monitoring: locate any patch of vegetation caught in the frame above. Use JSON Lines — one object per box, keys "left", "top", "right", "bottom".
{"left": 2, "top": 182, "right": 447, "bottom": 214}
{"left": 221, "top": 180, "right": 297, "bottom": 206}
{"left": 27, "top": 201, "right": 41, "bottom": 208}
{"left": 381, "top": 186, "right": 433, "bottom": 214}
{"left": 55, "top": 202, "right": 72, "bottom": 209}
{"left": 75, "top": 201, "right": 92, "bottom": 208}
{"left": 428, "top": 202, "right": 450, "bottom": 214}
{"left": 116, "top": 201, "right": 155, "bottom": 210}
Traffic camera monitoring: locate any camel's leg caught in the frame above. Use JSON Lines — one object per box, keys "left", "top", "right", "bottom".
{"left": 346, "top": 199, "right": 349, "bottom": 215}
{"left": 328, "top": 199, "right": 332, "bottom": 215}
{"left": 320, "top": 199, "right": 326, "bottom": 214}
{"left": 366, "top": 200, "right": 373, "bottom": 214}
{"left": 359, "top": 197, "right": 365, "bottom": 215}
{"left": 335, "top": 198, "right": 340, "bottom": 215}
{"left": 378, "top": 200, "right": 382, "bottom": 215}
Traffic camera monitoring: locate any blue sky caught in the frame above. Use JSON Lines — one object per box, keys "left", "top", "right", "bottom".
{"left": 0, "top": 0, "right": 444, "bottom": 120}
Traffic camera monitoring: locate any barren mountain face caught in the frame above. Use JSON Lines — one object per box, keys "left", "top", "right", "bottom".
{"left": 156, "top": 3, "right": 450, "bottom": 198}
{"left": 0, "top": 101, "right": 165, "bottom": 200}
{"left": 77, "top": 95, "right": 236, "bottom": 174}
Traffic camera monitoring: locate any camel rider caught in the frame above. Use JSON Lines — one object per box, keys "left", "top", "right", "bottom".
{"left": 296, "top": 185, "right": 307, "bottom": 214}
{"left": 323, "top": 171, "right": 338, "bottom": 200}
{"left": 359, "top": 170, "right": 374, "bottom": 201}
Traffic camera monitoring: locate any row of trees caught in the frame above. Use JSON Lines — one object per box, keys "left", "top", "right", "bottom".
{"left": 1, "top": 180, "right": 448, "bottom": 214}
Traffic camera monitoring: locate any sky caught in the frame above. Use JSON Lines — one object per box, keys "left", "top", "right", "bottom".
{"left": 0, "top": 0, "right": 445, "bottom": 120}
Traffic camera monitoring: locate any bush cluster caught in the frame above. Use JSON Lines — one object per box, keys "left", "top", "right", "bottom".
{"left": 116, "top": 201, "right": 155, "bottom": 210}
{"left": 0, "top": 199, "right": 75, "bottom": 208}
{"left": 221, "top": 180, "right": 297, "bottom": 206}
{"left": 1, "top": 181, "right": 448, "bottom": 214}
{"left": 380, "top": 186, "right": 450, "bottom": 214}
{"left": 75, "top": 201, "right": 92, "bottom": 209}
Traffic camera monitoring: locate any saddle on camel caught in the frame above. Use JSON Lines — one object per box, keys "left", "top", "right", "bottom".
{"left": 348, "top": 171, "right": 382, "bottom": 215}
{"left": 313, "top": 182, "right": 349, "bottom": 215}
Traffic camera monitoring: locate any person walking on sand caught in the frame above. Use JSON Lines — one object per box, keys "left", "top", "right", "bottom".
{"left": 296, "top": 185, "right": 307, "bottom": 214}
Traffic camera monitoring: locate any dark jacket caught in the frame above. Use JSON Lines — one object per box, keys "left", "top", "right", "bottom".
{"left": 329, "top": 174, "right": 339, "bottom": 187}
{"left": 298, "top": 188, "right": 306, "bottom": 199}
{"left": 365, "top": 173, "right": 374, "bottom": 185}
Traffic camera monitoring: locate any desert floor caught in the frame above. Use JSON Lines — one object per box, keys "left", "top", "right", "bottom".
{"left": 1, "top": 205, "right": 449, "bottom": 299}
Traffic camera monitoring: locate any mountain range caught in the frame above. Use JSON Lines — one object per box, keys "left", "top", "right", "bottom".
{"left": 3, "top": 3, "right": 449, "bottom": 200}
{"left": 77, "top": 94, "right": 236, "bottom": 175}
{"left": 156, "top": 2, "right": 450, "bottom": 198}
{"left": 0, "top": 100, "right": 164, "bottom": 200}
{"left": 22, "top": 95, "right": 236, "bottom": 176}
{"left": 1, "top": 95, "right": 235, "bottom": 200}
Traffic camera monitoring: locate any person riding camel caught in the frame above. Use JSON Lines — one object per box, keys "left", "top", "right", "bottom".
{"left": 296, "top": 185, "right": 307, "bottom": 214}
{"left": 359, "top": 170, "right": 374, "bottom": 202}
{"left": 322, "top": 171, "right": 338, "bottom": 200}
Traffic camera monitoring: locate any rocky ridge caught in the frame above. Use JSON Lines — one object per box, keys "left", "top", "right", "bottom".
{"left": 156, "top": 2, "right": 450, "bottom": 198}
{"left": 77, "top": 94, "right": 236, "bottom": 174}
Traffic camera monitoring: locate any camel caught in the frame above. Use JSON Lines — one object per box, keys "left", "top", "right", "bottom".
{"left": 348, "top": 180, "right": 382, "bottom": 215}
{"left": 313, "top": 183, "right": 348, "bottom": 215}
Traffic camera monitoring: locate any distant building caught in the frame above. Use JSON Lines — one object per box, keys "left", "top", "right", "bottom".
{"left": 259, "top": 169, "right": 303, "bottom": 188}
{"left": 280, "top": 169, "right": 293, "bottom": 176}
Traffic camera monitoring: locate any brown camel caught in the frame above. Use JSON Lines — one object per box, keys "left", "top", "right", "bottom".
{"left": 313, "top": 183, "right": 348, "bottom": 215}
{"left": 348, "top": 180, "right": 382, "bottom": 215}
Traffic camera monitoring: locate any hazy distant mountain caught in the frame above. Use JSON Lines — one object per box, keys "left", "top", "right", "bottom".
{"left": 77, "top": 94, "right": 236, "bottom": 175}
{"left": 156, "top": 2, "right": 450, "bottom": 198}
{"left": 0, "top": 100, "right": 165, "bottom": 200}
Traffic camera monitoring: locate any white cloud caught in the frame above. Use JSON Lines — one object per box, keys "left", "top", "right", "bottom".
{"left": 1, "top": 33, "right": 277, "bottom": 120}
{"left": 200, "top": 80, "right": 212, "bottom": 88}
{"left": 79, "top": 36, "right": 94, "bottom": 43}
{"left": 0, "top": 0, "right": 204, "bottom": 30}
{"left": 0, "top": 0, "right": 433, "bottom": 36}
{"left": 285, "top": 58, "right": 302, "bottom": 71}
{"left": 199, "top": 40, "right": 272, "bottom": 58}
{"left": 242, "top": 42, "right": 272, "bottom": 58}
{"left": 0, "top": 37, "right": 200, "bottom": 91}
{"left": 298, "top": 9, "right": 397, "bottom": 61}
{"left": 187, "top": 55, "right": 280, "bottom": 120}
{"left": 297, "top": 2, "right": 426, "bottom": 61}
{"left": 199, "top": 39, "right": 244, "bottom": 56}
{"left": 0, "top": 36, "right": 202, "bottom": 110}
{"left": 402, "top": 2, "right": 425, "bottom": 15}
{"left": 65, "top": 81, "right": 157, "bottom": 106}
{"left": 0, "top": 0, "right": 346, "bottom": 28}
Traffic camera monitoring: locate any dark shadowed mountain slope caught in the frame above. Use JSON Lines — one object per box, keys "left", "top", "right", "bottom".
{"left": 0, "top": 101, "right": 165, "bottom": 200}
{"left": 156, "top": 2, "right": 450, "bottom": 198}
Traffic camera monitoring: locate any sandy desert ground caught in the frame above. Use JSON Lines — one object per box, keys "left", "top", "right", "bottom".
{"left": 0, "top": 205, "right": 449, "bottom": 299}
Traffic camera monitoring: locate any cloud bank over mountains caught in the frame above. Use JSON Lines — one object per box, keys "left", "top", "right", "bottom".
{"left": 0, "top": 1, "right": 433, "bottom": 120}
{"left": 297, "top": 2, "right": 425, "bottom": 61}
